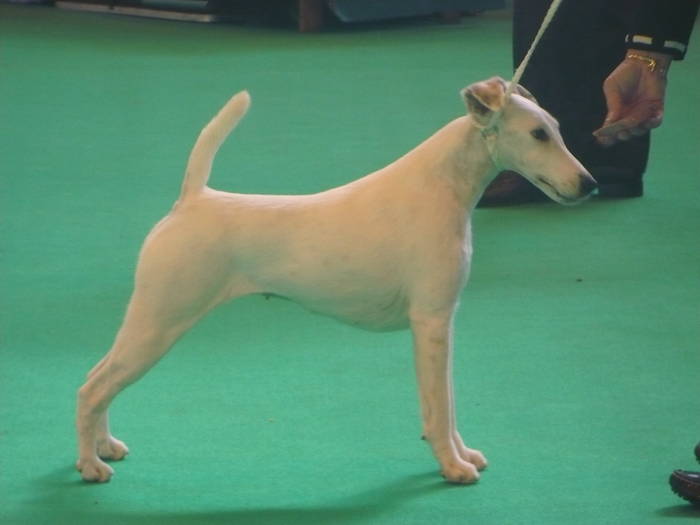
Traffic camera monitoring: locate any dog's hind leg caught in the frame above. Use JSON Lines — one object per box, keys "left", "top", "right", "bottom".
{"left": 76, "top": 296, "right": 216, "bottom": 482}
{"left": 76, "top": 247, "right": 239, "bottom": 482}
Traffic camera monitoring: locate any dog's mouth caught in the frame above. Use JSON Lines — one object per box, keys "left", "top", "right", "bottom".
{"left": 534, "top": 176, "right": 581, "bottom": 205}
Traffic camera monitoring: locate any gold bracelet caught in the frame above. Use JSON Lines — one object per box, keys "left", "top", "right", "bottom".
{"left": 626, "top": 53, "right": 668, "bottom": 76}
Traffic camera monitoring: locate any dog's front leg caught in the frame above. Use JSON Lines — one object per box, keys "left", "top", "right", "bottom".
{"left": 411, "top": 314, "right": 481, "bottom": 484}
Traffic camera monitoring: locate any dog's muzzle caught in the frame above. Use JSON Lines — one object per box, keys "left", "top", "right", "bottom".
{"left": 579, "top": 173, "right": 598, "bottom": 197}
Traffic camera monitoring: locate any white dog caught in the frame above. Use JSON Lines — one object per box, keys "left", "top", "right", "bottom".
{"left": 76, "top": 77, "right": 597, "bottom": 484}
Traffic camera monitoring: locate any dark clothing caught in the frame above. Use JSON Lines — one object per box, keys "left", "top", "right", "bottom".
{"left": 512, "top": 0, "right": 698, "bottom": 183}
{"left": 625, "top": 0, "right": 699, "bottom": 59}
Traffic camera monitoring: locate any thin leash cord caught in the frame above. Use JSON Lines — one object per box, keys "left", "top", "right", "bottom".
{"left": 484, "top": 0, "right": 564, "bottom": 133}
{"left": 504, "top": 0, "right": 563, "bottom": 97}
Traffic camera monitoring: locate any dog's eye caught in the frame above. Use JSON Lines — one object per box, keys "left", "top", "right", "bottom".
{"left": 531, "top": 128, "right": 549, "bottom": 142}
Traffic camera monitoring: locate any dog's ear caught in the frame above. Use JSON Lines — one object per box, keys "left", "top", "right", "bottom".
{"left": 509, "top": 83, "right": 538, "bottom": 105}
{"left": 461, "top": 77, "right": 507, "bottom": 128}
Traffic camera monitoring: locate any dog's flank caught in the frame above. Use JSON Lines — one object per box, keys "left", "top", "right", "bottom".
{"left": 76, "top": 78, "right": 597, "bottom": 485}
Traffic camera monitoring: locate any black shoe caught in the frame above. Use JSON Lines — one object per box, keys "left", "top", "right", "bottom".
{"left": 590, "top": 167, "right": 643, "bottom": 199}
{"left": 695, "top": 441, "right": 700, "bottom": 463}
{"left": 669, "top": 470, "right": 700, "bottom": 506}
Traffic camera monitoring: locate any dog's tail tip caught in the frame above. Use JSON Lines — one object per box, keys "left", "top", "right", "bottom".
{"left": 237, "top": 89, "right": 251, "bottom": 104}
{"left": 223, "top": 89, "right": 252, "bottom": 121}
{"left": 228, "top": 89, "right": 251, "bottom": 111}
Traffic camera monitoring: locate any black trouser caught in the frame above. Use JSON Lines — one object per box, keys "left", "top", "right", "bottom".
{"left": 513, "top": 0, "right": 649, "bottom": 182}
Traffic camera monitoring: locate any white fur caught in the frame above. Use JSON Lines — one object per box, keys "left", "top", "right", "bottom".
{"left": 76, "top": 78, "right": 596, "bottom": 484}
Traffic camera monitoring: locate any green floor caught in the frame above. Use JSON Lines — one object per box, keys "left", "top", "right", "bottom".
{"left": 1, "top": 4, "right": 699, "bottom": 524}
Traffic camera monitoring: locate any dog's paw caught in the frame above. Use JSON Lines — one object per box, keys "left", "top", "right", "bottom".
{"left": 457, "top": 445, "right": 488, "bottom": 471}
{"left": 98, "top": 436, "right": 129, "bottom": 461}
{"left": 441, "top": 459, "right": 480, "bottom": 484}
{"left": 452, "top": 433, "right": 488, "bottom": 471}
{"left": 76, "top": 457, "right": 114, "bottom": 483}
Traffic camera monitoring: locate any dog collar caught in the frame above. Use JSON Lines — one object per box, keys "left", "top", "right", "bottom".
{"left": 480, "top": 127, "right": 500, "bottom": 169}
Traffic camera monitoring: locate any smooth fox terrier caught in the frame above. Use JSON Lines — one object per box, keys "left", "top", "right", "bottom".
{"left": 76, "top": 77, "right": 597, "bottom": 484}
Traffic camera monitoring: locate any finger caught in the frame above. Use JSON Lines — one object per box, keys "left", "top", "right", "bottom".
{"left": 593, "top": 121, "right": 627, "bottom": 139}
{"left": 596, "top": 135, "right": 617, "bottom": 147}
{"left": 596, "top": 115, "right": 645, "bottom": 144}
{"left": 616, "top": 130, "right": 632, "bottom": 141}
{"left": 601, "top": 83, "right": 623, "bottom": 126}
{"left": 602, "top": 113, "right": 648, "bottom": 140}
{"left": 632, "top": 101, "right": 664, "bottom": 130}
{"left": 616, "top": 98, "right": 664, "bottom": 131}
{"left": 644, "top": 111, "right": 664, "bottom": 130}
{"left": 613, "top": 117, "right": 655, "bottom": 136}
{"left": 615, "top": 113, "right": 647, "bottom": 131}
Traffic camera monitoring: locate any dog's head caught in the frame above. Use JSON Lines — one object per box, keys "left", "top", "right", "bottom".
{"left": 461, "top": 77, "right": 597, "bottom": 205}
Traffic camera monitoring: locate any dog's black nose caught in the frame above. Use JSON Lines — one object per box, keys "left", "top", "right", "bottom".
{"left": 579, "top": 173, "right": 598, "bottom": 195}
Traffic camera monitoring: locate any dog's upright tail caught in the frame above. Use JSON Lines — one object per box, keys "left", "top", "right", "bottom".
{"left": 179, "top": 90, "right": 251, "bottom": 201}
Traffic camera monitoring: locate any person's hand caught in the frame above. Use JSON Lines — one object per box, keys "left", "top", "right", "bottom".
{"left": 593, "top": 51, "right": 672, "bottom": 146}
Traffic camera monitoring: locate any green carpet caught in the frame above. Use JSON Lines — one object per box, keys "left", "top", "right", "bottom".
{"left": 1, "top": 5, "right": 699, "bottom": 524}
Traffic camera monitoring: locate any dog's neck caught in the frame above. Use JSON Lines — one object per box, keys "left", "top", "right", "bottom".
{"left": 389, "top": 116, "right": 499, "bottom": 212}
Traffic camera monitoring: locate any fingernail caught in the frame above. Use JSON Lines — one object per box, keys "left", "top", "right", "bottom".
{"left": 617, "top": 131, "right": 630, "bottom": 141}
